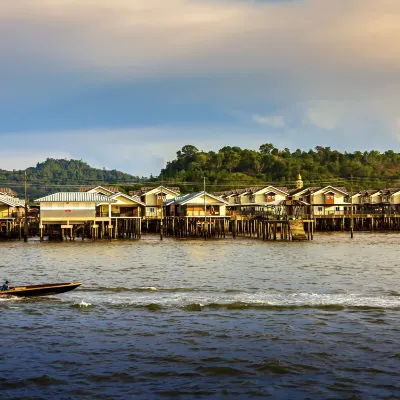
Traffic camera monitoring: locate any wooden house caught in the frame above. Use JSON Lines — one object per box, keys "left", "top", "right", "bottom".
{"left": 380, "top": 188, "right": 400, "bottom": 206}
{"left": 215, "top": 186, "right": 289, "bottom": 217}
{"left": 164, "top": 191, "right": 228, "bottom": 217}
{"left": 129, "top": 186, "right": 180, "bottom": 219}
{"left": 351, "top": 190, "right": 380, "bottom": 205}
{"left": 35, "top": 191, "right": 145, "bottom": 239}
{"left": 0, "top": 194, "right": 25, "bottom": 218}
{"left": 0, "top": 193, "right": 25, "bottom": 234}
{"left": 289, "top": 186, "right": 350, "bottom": 217}
{"left": 351, "top": 188, "right": 400, "bottom": 215}
{"left": 35, "top": 192, "right": 115, "bottom": 224}
{"left": 96, "top": 192, "right": 145, "bottom": 218}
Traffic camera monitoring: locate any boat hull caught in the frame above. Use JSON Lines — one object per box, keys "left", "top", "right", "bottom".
{"left": 0, "top": 282, "right": 83, "bottom": 298}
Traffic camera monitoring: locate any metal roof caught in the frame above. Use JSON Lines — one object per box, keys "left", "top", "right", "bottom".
{"left": 108, "top": 192, "right": 146, "bottom": 206}
{"left": 132, "top": 186, "right": 181, "bottom": 196}
{"left": 0, "top": 194, "right": 25, "bottom": 207}
{"left": 34, "top": 192, "right": 116, "bottom": 203}
{"left": 0, "top": 188, "right": 18, "bottom": 197}
{"left": 167, "top": 191, "right": 229, "bottom": 206}
{"left": 79, "top": 185, "right": 119, "bottom": 193}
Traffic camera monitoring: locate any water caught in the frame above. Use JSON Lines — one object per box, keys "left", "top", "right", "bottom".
{"left": 1, "top": 233, "right": 400, "bottom": 399}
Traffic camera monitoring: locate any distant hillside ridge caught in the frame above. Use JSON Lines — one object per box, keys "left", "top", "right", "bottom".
{"left": 160, "top": 144, "right": 400, "bottom": 192}
{"left": 0, "top": 158, "right": 145, "bottom": 199}
{"left": 1, "top": 144, "right": 400, "bottom": 198}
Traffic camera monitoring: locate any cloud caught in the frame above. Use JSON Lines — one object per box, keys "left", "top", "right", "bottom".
{"left": 253, "top": 115, "right": 285, "bottom": 128}
{"left": 305, "top": 101, "right": 346, "bottom": 131}
{"left": 1, "top": 0, "right": 400, "bottom": 83}
{"left": 1, "top": 0, "right": 400, "bottom": 158}
{"left": 0, "top": 151, "right": 72, "bottom": 171}
{"left": 0, "top": 125, "right": 298, "bottom": 175}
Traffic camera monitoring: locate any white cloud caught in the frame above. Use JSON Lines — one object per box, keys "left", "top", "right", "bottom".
{"left": 0, "top": 126, "right": 296, "bottom": 175}
{"left": 1, "top": 0, "right": 400, "bottom": 152}
{"left": 305, "top": 101, "right": 347, "bottom": 131}
{"left": 253, "top": 115, "right": 285, "bottom": 128}
{"left": 0, "top": 151, "right": 71, "bottom": 171}
{"left": 1, "top": 0, "right": 400, "bottom": 83}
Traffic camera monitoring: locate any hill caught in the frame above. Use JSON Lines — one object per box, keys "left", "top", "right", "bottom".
{"left": 2, "top": 145, "right": 400, "bottom": 200}
{"left": 160, "top": 144, "right": 400, "bottom": 192}
{"left": 0, "top": 158, "right": 145, "bottom": 200}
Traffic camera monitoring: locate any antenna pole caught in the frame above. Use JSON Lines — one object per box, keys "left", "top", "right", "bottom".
{"left": 350, "top": 175, "right": 354, "bottom": 238}
{"left": 24, "top": 170, "right": 28, "bottom": 242}
{"left": 204, "top": 176, "right": 207, "bottom": 240}
{"left": 160, "top": 176, "right": 163, "bottom": 240}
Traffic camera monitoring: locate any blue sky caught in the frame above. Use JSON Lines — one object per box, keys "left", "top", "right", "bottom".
{"left": 1, "top": 0, "right": 400, "bottom": 176}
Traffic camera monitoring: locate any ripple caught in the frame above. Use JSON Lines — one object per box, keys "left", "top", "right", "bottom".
{"left": 196, "top": 366, "right": 252, "bottom": 376}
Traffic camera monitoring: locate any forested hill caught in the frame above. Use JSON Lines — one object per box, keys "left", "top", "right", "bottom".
{"left": 0, "top": 158, "right": 143, "bottom": 199}
{"left": 160, "top": 144, "right": 400, "bottom": 192}
{"left": 2, "top": 146, "right": 400, "bottom": 199}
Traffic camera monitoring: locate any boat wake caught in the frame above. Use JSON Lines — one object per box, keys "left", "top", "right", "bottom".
{"left": 65, "top": 290, "right": 400, "bottom": 311}
{"left": 71, "top": 300, "right": 93, "bottom": 308}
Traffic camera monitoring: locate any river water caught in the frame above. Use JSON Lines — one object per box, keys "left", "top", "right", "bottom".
{"left": 0, "top": 233, "right": 399, "bottom": 399}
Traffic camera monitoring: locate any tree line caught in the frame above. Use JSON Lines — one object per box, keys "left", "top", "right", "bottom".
{"left": 160, "top": 144, "right": 400, "bottom": 192}
{"left": 0, "top": 158, "right": 143, "bottom": 199}
{"left": 1, "top": 145, "right": 400, "bottom": 199}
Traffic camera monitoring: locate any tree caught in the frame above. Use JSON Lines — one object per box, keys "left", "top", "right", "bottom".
{"left": 224, "top": 151, "right": 240, "bottom": 173}
{"left": 259, "top": 143, "right": 274, "bottom": 154}
{"left": 177, "top": 145, "right": 199, "bottom": 159}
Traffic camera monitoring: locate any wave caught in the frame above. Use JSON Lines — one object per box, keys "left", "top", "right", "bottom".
{"left": 4, "top": 290, "right": 400, "bottom": 311}
{"left": 79, "top": 286, "right": 211, "bottom": 293}
{"left": 100, "top": 300, "right": 400, "bottom": 312}
{"left": 71, "top": 291, "right": 400, "bottom": 310}
{"left": 71, "top": 300, "right": 93, "bottom": 308}
{"left": 79, "top": 286, "right": 258, "bottom": 294}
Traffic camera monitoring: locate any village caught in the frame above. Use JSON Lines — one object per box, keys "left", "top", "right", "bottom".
{"left": 1, "top": 173, "right": 400, "bottom": 242}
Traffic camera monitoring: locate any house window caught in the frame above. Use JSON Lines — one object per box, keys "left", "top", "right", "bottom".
{"left": 335, "top": 207, "right": 340, "bottom": 211}
{"left": 325, "top": 193, "right": 335, "bottom": 205}
{"left": 318, "top": 207, "right": 323, "bottom": 212}
{"left": 265, "top": 193, "right": 276, "bottom": 203}
{"left": 150, "top": 207, "right": 155, "bottom": 213}
{"left": 299, "top": 197, "right": 303, "bottom": 201}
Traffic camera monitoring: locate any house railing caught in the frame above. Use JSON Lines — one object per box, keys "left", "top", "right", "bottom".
{"left": 0, "top": 211, "right": 24, "bottom": 218}
{"left": 96, "top": 211, "right": 138, "bottom": 217}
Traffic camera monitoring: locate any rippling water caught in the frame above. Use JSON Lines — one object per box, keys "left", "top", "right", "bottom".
{"left": 1, "top": 233, "right": 400, "bottom": 399}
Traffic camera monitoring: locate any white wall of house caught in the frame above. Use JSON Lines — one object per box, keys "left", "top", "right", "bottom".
{"left": 311, "top": 191, "right": 347, "bottom": 205}
{"left": 391, "top": 192, "right": 400, "bottom": 204}
{"left": 40, "top": 201, "right": 97, "bottom": 221}
{"left": 312, "top": 205, "right": 350, "bottom": 216}
{"left": 143, "top": 188, "right": 179, "bottom": 207}
{"left": 254, "top": 188, "right": 287, "bottom": 204}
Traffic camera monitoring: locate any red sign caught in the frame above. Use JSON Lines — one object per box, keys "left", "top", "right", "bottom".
{"left": 65, "top": 210, "right": 72, "bottom": 212}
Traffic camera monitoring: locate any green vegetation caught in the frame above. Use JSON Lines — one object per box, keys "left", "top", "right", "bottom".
{"left": 1, "top": 145, "right": 400, "bottom": 199}
{"left": 0, "top": 158, "right": 144, "bottom": 199}
{"left": 161, "top": 144, "right": 400, "bottom": 192}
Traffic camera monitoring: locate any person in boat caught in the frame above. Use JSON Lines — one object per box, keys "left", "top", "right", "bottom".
{"left": 1, "top": 281, "right": 11, "bottom": 291}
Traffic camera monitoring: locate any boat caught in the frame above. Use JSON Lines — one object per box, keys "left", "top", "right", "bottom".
{"left": 0, "top": 282, "right": 83, "bottom": 298}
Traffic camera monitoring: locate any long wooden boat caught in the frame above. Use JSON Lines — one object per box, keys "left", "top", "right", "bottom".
{"left": 0, "top": 282, "right": 83, "bottom": 297}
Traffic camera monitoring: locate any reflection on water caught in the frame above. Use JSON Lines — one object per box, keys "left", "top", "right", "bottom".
{"left": 1, "top": 233, "right": 400, "bottom": 399}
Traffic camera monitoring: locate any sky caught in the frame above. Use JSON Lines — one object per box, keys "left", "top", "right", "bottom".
{"left": 1, "top": 0, "right": 400, "bottom": 176}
